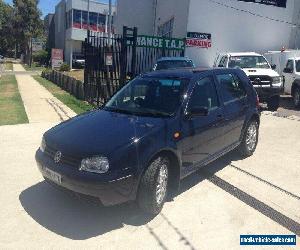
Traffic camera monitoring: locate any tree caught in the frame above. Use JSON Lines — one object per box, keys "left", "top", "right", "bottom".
{"left": 0, "top": 1, "right": 14, "bottom": 56}
{"left": 12, "top": 0, "right": 43, "bottom": 64}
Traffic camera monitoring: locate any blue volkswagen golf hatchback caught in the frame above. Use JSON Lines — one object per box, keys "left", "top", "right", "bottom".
{"left": 36, "top": 68, "right": 260, "bottom": 214}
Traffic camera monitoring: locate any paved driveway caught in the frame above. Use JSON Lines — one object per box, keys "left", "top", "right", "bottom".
{"left": 0, "top": 114, "right": 299, "bottom": 249}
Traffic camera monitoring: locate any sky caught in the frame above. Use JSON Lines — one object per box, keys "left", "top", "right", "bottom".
{"left": 4, "top": 0, "right": 116, "bottom": 18}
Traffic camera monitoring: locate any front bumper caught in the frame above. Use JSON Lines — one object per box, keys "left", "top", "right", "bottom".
{"left": 254, "top": 85, "right": 284, "bottom": 101}
{"left": 35, "top": 150, "right": 137, "bottom": 206}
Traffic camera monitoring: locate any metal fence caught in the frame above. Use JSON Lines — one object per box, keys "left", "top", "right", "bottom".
{"left": 84, "top": 27, "right": 185, "bottom": 106}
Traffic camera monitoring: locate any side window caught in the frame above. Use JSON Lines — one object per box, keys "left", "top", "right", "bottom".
{"left": 188, "top": 76, "right": 219, "bottom": 111}
{"left": 296, "top": 60, "right": 300, "bottom": 72}
{"left": 286, "top": 60, "right": 294, "bottom": 72}
{"left": 216, "top": 73, "right": 247, "bottom": 104}
{"left": 218, "top": 56, "right": 228, "bottom": 68}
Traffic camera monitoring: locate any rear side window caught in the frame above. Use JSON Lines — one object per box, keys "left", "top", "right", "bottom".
{"left": 188, "top": 76, "right": 219, "bottom": 111}
{"left": 218, "top": 56, "right": 228, "bottom": 68}
{"left": 216, "top": 73, "right": 247, "bottom": 104}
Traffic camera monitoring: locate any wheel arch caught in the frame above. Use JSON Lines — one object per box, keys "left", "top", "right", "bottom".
{"left": 291, "top": 80, "right": 300, "bottom": 96}
{"left": 142, "top": 148, "right": 181, "bottom": 194}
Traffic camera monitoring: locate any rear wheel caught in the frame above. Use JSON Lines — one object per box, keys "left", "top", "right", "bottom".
{"left": 267, "top": 95, "right": 280, "bottom": 111}
{"left": 137, "top": 156, "right": 169, "bottom": 215}
{"left": 293, "top": 87, "right": 300, "bottom": 108}
{"left": 238, "top": 120, "right": 259, "bottom": 157}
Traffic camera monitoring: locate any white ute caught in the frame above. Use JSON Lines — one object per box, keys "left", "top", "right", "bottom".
{"left": 214, "top": 52, "right": 284, "bottom": 111}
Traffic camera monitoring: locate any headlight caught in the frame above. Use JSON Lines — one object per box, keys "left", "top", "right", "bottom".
{"left": 80, "top": 156, "right": 109, "bottom": 174}
{"left": 272, "top": 76, "right": 282, "bottom": 84}
{"left": 40, "top": 137, "right": 46, "bottom": 152}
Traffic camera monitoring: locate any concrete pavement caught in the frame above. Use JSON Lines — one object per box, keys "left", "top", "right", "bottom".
{"left": 0, "top": 113, "right": 299, "bottom": 249}
{"left": 13, "top": 64, "right": 76, "bottom": 123}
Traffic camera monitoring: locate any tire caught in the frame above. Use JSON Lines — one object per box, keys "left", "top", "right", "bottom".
{"left": 267, "top": 95, "right": 280, "bottom": 111}
{"left": 293, "top": 87, "right": 300, "bottom": 108}
{"left": 238, "top": 120, "right": 259, "bottom": 157}
{"left": 137, "top": 156, "right": 169, "bottom": 215}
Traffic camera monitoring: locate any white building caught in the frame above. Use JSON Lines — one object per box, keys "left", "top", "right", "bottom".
{"left": 115, "top": 0, "right": 300, "bottom": 67}
{"left": 54, "top": 0, "right": 115, "bottom": 67}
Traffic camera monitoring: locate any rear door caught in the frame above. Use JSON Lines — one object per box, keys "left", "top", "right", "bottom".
{"left": 180, "top": 74, "right": 226, "bottom": 170}
{"left": 215, "top": 71, "right": 248, "bottom": 147}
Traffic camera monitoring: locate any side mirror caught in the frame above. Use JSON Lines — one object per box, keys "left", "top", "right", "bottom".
{"left": 283, "top": 68, "right": 293, "bottom": 73}
{"left": 271, "top": 64, "right": 276, "bottom": 70}
{"left": 186, "top": 106, "right": 209, "bottom": 118}
{"left": 152, "top": 64, "right": 157, "bottom": 71}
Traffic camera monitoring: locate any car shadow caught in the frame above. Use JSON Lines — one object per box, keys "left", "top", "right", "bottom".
{"left": 19, "top": 151, "right": 238, "bottom": 240}
{"left": 279, "top": 96, "right": 298, "bottom": 111}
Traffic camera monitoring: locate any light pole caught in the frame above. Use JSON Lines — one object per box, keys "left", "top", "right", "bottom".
{"left": 108, "top": 0, "right": 112, "bottom": 40}
{"left": 87, "top": 0, "right": 90, "bottom": 39}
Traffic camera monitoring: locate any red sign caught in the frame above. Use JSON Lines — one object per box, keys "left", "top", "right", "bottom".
{"left": 51, "top": 49, "right": 63, "bottom": 60}
{"left": 186, "top": 38, "right": 211, "bottom": 49}
{"left": 51, "top": 49, "right": 63, "bottom": 69}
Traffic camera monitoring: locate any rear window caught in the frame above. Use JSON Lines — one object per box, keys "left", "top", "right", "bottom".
{"left": 156, "top": 60, "right": 194, "bottom": 70}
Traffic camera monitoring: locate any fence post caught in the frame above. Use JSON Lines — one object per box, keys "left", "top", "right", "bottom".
{"left": 131, "top": 27, "right": 138, "bottom": 77}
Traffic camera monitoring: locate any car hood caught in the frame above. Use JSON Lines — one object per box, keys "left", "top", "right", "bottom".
{"left": 44, "top": 110, "right": 164, "bottom": 158}
{"left": 242, "top": 68, "right": 279, "bottom": 77}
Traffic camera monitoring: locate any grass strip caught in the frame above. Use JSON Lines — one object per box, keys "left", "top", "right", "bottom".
{"left": 33, "top": 75, "right": 93, "bottom": 114}
{"left": 0, "top": 75, "right": 28, "bottom": 125}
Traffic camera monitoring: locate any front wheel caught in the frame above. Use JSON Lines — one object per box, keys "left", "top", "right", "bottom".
{"left": 238, "top": 120, "right": 259, "bottom": 157}
{"left": 293, "top": 87, "right": 300, "bottom": 108}
{"left": 137, "top": 156, "right": 169, "bottom": 215}
{"left": 267, "top": 95, "right": 280, "bottom": 111}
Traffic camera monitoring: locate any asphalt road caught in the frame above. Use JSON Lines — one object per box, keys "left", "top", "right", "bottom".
{"left": 0, "top": 114, "right": 299, "bottom": 249}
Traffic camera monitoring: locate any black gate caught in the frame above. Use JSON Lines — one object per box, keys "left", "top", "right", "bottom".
{"left": 84, "top": 27, "right": 185, "bottom": 106}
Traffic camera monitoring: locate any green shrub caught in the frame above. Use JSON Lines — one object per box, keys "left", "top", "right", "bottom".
{"left": 32, "top": 50, "right": 48, "bottom": 65}
{"left": 59, "top": 63, "right": 70, "bottom": 72}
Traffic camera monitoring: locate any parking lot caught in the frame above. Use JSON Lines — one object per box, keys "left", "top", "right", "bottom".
{"left": 0, "top": 109, "right": 299, "bottom": 249}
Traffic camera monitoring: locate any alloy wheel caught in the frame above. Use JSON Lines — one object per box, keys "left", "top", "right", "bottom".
{"left": 246, "top": 123, "right": 257, "bottom": 152}
{"left": 155, "top": 160, "right": 168, "bottom": 205}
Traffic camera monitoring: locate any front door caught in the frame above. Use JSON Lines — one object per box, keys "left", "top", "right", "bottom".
{"left": 180, "top": 75, "right": 225, "bottom": 173}
{"left": 283, "top": 59, "right": 295, "bottom": 95}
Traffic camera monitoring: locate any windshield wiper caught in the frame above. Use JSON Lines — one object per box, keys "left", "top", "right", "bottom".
{"left": 138, "top": 110, "right": 172, "bottom": 117}
{"left": 104, "top": 107, "right": 136, "bottom": 115}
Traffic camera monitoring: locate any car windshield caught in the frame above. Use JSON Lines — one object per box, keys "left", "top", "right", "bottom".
{"left": 156, "top": 60, "right": 194, "bottom": 70}
{"left": 228, "top": 56, "right": 270, "bottom": 69}
{"left": 104, "top": 77, "right": 189, "bottom": 117}
{"left": 74, "top": 55, "right": 84, "bottom": 60}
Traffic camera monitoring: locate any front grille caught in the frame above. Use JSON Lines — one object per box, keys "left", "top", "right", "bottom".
{"left": 45, "top": 144, "right": 81, "bottom": 167}
{"left": 248, "top": 75, "right": 272, "bottom": 85}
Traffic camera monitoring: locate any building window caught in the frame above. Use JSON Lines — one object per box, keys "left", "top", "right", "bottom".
{"left": 82, "top": 11, "right": 88, "bottom": 29}
{"left": 157, "top": 18, "right": 174, "bottom": 38}
{"left": 89, "top": 12, "right": 98, "bottom": 31}
{"left": 98, "top": 13, "right": 106, "bottom": 32}
{"left": 70, "top": 9, "right": 113, "bottom": 33}
{"left": 73, "top": 9, "right": 81, "bottom": 29}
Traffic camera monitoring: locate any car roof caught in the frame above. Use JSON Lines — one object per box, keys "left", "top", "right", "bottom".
{"left": 287, "top": 57, "right": 300, "bottom": 60}
{"left": 220, "top": 52, "right": 262, "bottom": 57}
{"left": 156, "top": 57, "right": 193, "bottom": 62}
{"left": 141, "top": 67, "right": 231, "bottom": 79}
